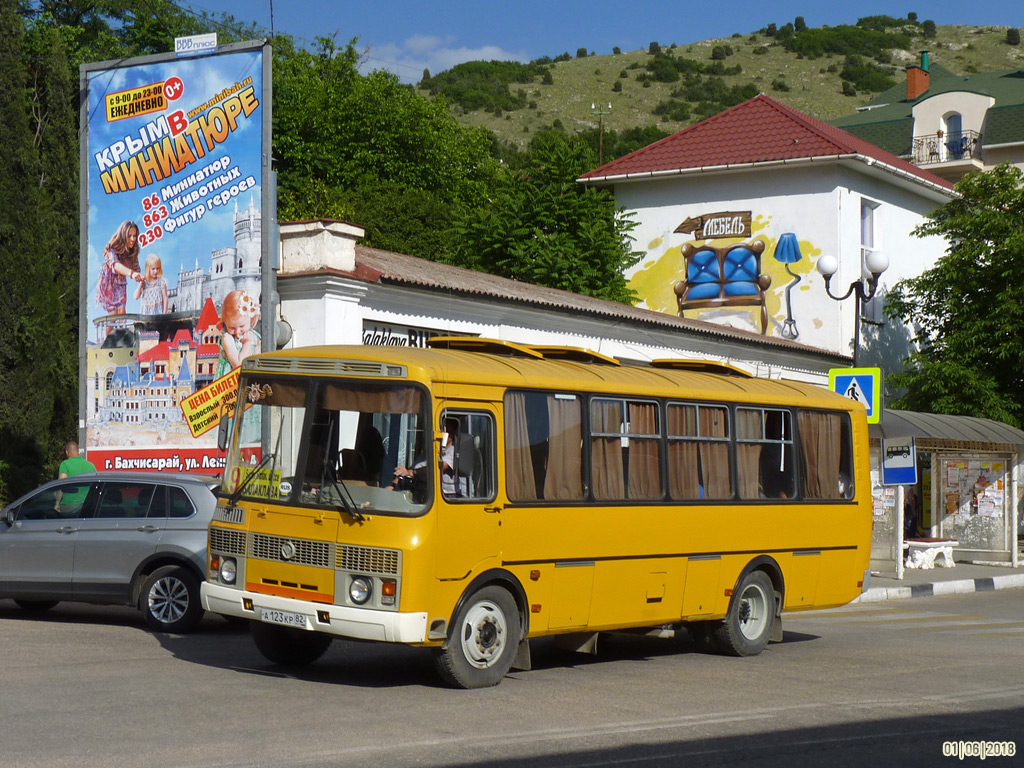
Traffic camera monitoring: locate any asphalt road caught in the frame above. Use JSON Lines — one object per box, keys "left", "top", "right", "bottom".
{"left": 1, "top": 591, "right": 1022, "bottom": 768}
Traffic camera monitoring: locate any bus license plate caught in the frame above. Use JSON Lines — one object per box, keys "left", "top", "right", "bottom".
{"left": 259, "top": 608, "right": 308, "bottom": 629}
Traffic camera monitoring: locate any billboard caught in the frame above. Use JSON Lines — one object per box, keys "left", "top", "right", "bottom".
{"left": 80, "top": 41, "right": 271, "bottom": 474}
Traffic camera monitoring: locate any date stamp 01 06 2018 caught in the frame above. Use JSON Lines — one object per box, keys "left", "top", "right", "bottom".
{"left": 942, "top": 741, "right": 1016, "bottom": 760}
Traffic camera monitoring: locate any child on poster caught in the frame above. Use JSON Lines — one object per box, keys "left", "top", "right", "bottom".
{"left": 134, "top": 253, "right": 168, "bottom": 314}
{"left": 215, "top": 289, "right": 261, "bottom": 377}
{"left": 96, "top": 220, "right": 142, "bottom": 329}
{"left": 216, "top": 289, "right": 261, "bottom": 443}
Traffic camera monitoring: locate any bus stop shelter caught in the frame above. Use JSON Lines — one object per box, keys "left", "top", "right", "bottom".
{"left": 868, "top": 410, "right": 1024, "bottom": 578}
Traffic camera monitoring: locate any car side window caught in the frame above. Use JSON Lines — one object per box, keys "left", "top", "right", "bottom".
{"left": 18, "top": 483, "right": 96, "bottom": 520}
{"left": 95, "top": 482, "right": 156, "bottom": 519}
{"left": 167, "top": 487, "right": 196, "bottom": 519}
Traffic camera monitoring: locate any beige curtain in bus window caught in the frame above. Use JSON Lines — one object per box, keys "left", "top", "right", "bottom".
{"left": 667, "top": 405, "right": 700, "bottom": 499}
{"left": 591, "top": 400, "right": 624, "bottom": 500}
{"left": 736, "top": 409, "right": 763, "bottom": 499}
{"left": 258, "top": 381, "right": 307, "bottom": 408}
{"left": 699, "top": 406, "right": 732, "bottom": 499}
{"left": 627, "top": 402, "right": 661, "bottom": 499}
{"left": 323, "top": 386, "right": 421, "bottom": 414}
{"left": 798, "top": 411, "right": 841, "bottom": 498}
{"left": 504, "top": 392, "right": 537, "bottom": 500}
{"left": 543, "top": 396, "right": 583, "bottom": 500}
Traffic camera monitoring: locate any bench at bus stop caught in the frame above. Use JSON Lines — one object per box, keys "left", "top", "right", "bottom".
{"left": 904, "top": 538, "right": 959, "bottom": 570}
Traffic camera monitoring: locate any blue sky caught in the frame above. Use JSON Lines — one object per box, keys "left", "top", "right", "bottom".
{"left": 184, "top": 0, "right": 1024, "bottom": 82}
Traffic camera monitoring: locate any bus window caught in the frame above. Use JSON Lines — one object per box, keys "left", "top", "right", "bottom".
{"left": 440, "top": 411, "right": 495, "bottom": 502}
{"left": 505, "top": 391, "right": 583, "bottom": 502}
{"left": 798, "top": 410, "right": 854, "bottom": 499}
{"left": 736, "top": 407, "right": 796, "bottom": 500}
{"left": 667, "top": 403, "right": 732, "bottom": 500}
{"left": 297, "top": 381, "right": 429, "bottom": 513}
{"left": 590, "top": 398, "right": 662, "bottom": 500}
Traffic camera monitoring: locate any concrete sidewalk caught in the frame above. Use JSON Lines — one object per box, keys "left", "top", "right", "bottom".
{"left": 857, "top": 559, "right": 1024, "bottom": 602}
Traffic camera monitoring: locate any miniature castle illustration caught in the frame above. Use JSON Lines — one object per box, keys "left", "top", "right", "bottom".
{"left": 169, "top": 196, "right": 262, "bottom": 314}
{"left": 87, "top": 198, "right": 261, "bottom": 434}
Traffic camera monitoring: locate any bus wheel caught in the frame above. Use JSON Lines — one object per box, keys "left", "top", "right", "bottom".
{"left": 434, "top": 586, "right": 521, "bottom": 689}
{"left": 714, "top": 571, "right": 775, "bottom": 657}
{"left": 251, "top": 621, "right": 332, "bottom": 666}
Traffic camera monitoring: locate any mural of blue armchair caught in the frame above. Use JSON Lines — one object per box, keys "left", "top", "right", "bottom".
{"left": 674, "top": 240, "right": 772, "bottom": 334}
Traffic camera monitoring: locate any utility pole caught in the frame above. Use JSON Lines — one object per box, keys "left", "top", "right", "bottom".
{"left": 591, "top": 102, "right": 611, "bottom": 165}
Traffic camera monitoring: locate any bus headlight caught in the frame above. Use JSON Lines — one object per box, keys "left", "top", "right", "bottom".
{"left": 219, "top": 558, "right": 237, "bottom": 584}
{"left": 350, "top": 576, "right": 372, "bottom": 605}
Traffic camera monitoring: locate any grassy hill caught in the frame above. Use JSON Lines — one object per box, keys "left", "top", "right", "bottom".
{"left": 421, "top": 22, "right": 1024, "bottom": 151}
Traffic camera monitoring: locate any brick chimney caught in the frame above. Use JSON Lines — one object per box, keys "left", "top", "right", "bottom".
{"left": 906, "top": 50, "right": 930, "bottom": 100}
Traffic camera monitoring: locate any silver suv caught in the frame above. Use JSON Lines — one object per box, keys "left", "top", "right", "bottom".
{"left": 0, "top": 472, "right": 217, "bottom": 633}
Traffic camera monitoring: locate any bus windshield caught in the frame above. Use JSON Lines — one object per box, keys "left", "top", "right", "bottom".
{"left": 222, "top": 374, "right": 432, "bottom": 516}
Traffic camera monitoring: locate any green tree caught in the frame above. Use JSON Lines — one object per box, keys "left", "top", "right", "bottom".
{"left": 0, "top": 0, "right": 67, "bottom": 500}
{"left": 273, "top": 36, "right": 498, "bottom": 260}
{"left": 884, "top": 164, "right": 1024, "bottom": 427}
{"left": 922, "top": 19, "right": 936, "bottom": 38}
{"left": 1007, "top": 28, "right": 1021, "bottom": 46}
{"left": 451, "top": 138, "right": 641, "bottom": 304}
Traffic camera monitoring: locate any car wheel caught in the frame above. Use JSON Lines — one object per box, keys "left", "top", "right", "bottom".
{"left": 713, "top": 570, "right": 776, "bottom": 657}
{"left": 433, "top": 585, "right": 521, "bottom": 689}
{"left": 140, "top": 565, "right": 203, "bottom": 633}
{"left": 13, "top": 599, "right": 59, "bottom": 612}
{"left": 251, "top": 621, "right": 332, "bottom": 666}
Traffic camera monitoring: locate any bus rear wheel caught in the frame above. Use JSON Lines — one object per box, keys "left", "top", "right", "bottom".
{"left": 434, "top": 586, "right": 521, "bottom": 689}
{"left": 713, "top": 570, "right": 776, "bottom": 657}
{"left": 251, "top": 621, "right": 332, "bottom": 666}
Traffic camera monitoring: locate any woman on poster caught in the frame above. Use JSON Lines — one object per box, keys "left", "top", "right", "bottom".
{"left": 96, "top": 220, "right": 142, "bottom": 333}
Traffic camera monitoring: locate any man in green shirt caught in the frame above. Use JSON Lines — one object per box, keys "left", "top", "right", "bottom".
{"left": 58, "top": 441, "right": 96, "bottom": 478}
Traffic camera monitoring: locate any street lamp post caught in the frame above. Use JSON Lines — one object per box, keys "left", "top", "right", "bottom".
{"left": 816, "top": 249, "right": 889, "bottom": 367}
{"left": 591, "top": 102, "right": 611, "bottom": 165}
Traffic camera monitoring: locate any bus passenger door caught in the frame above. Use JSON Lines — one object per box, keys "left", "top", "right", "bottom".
{"left": 434, "top": 407, "right": 500, "bottom": 580}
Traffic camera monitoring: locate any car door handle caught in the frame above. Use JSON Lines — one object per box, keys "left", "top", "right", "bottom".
{"left": 56, "top": 526, "right": 77, "bottom": 534}
{"left": 484, "top": 506, "right": 502, "bottom": 514}
{"left": 137, "top": 525, "right": 160, "bottom": 533}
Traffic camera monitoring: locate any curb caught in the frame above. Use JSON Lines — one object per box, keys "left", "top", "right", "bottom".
{"left": 855, "top": 573, "right": 1024, "bottom": 603}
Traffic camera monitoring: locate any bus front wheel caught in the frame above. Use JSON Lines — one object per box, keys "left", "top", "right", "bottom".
{"left": 713, "top": 570, "right": 776, "bottom": 657}
{"left": 251, "top": 621, "right": 332, "bottom": 666}
{"left": 434, "top": 586, "right": 522, "bottom": 689}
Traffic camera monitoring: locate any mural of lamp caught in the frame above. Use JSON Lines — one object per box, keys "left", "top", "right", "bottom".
{"left": 816, "top": 249, "right": 890, "bottom": 366}
{"left": 773, "top": 233, "right": 803, "bottom": 339}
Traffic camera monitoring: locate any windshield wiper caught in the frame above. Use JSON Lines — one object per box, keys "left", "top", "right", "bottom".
{"left": 320, "top": 456, "right": 365, "bottom": 523}
{"left": 228, "top": 452, "right": 276, "bottom": 506}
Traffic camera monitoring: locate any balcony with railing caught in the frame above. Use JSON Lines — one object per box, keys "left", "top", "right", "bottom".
{"left": 910, "top": 130, "right": 983, "bottom": 174}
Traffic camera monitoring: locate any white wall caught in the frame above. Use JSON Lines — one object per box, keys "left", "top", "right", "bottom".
{"left": 607, "top": 161, "right": 948, "bottom": 361}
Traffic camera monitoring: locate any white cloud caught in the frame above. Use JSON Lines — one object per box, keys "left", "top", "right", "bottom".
{"left": 360, "top": 36, "right": 530, "bottom": 82}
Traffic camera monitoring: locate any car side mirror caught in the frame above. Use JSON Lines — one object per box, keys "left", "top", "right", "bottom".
{"left": 217, "top": 415, "right": 231, "bottom": 453}
{"left": 3, "top": 508, "right": 14, "bottom": 526}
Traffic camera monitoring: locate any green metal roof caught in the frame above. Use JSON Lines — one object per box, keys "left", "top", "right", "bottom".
{"left": 832, "top": 62, "right": 1024, "bottom": 149}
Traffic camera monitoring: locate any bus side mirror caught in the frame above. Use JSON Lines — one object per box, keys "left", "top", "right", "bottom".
{"left": 217, "top": 415, "right": 230, "bottom": 453}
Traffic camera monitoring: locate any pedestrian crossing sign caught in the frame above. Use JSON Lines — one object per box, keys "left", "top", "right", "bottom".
{"left": 829, "top": 367, "right": 881, "bottom": 424}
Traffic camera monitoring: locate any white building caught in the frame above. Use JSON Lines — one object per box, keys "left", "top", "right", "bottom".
{"left": 577, "top": 94, "right": 957, "bottom": 376}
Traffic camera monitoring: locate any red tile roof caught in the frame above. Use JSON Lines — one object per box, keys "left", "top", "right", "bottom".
{"left": 579, "top": 94, "right": 954, "bottom": 191}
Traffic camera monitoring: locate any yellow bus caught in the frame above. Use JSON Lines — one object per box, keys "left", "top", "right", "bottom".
{"left": 201, "top": 338, "right": 871, "bottom": 688}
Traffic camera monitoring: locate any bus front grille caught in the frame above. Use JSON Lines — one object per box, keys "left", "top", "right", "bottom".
{"left": 337, "top": 545, "right": 400, "bottom": 576}
{"left": 250, "top": 533, "right": 332, "bottom": 568}
{"left": 210, "top": 526, "right": 246, "bottom": 556}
